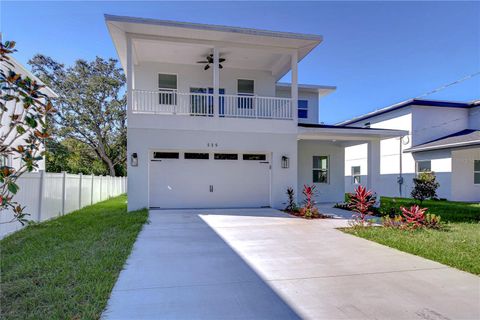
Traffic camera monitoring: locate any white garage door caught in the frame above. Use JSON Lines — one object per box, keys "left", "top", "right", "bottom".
{"left": 149, "top": 151, "right": 270, "bottom": 208}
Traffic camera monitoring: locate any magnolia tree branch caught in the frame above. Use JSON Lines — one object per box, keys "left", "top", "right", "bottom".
{"left": 0, "top": 40, "right": 55, "bottom": 225}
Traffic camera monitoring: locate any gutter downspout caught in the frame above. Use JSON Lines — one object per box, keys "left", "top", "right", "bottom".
{"left": 398, "top": 136, "right": 404, "bottom": 197}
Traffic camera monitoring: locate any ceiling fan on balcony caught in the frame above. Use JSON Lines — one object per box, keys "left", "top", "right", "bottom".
{"left": 197, "top": 54, "right": 226, "bottom": 70}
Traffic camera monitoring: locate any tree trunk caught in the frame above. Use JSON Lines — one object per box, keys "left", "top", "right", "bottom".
{"left": 96, "top": 145, "right": 116, "bottom": 176}
{"left": 106, "top": 159, "right": 116, "bottom": 177}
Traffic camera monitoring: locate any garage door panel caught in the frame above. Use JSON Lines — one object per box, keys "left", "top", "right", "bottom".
{"left": 211, "top": 161, "right": 269, "bottom": 208}
{"left": 149, "top": 153, "right": 270, "bottom": 208}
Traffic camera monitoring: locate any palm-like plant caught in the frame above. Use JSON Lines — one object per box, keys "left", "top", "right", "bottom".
{"left": 348, "top": 185, "right": 376, "bottom": 223}
{"left": 400, "top": 205, "right": 427, "bottom": 228}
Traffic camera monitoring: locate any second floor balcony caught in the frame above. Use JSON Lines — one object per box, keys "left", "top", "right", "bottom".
{"left": 132, "top": 89, "right": 294, "bottom": 120}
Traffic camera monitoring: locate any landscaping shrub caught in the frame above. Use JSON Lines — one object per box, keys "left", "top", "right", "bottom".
{"left": 348, "top": 185, "right": 376, "bottom": 224}
{"left": 288, "top": 185, "right": 330, "bottom": 219}
{"left": 284, "top": 187, "right": 298, "bottom": 214}
{"left": 300, "top": 184, "right": 319, "bottom": 218}
{"left": 411, "top": 172, "right": 440, "bottom": 203}
{"left": 382, "top": 204, "right": 442, "bottom": 230}
{"left": 379, "top": 198, "right": 402, "bottom": 217}
{"left": 424, "top": 213, "right": 442, "bottom": 229}
{"left": 401, "top": 205, "right": 427, "bottom": 228}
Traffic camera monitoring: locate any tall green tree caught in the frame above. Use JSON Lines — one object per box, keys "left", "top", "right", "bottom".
{"left": 28, "top": 55, "right": 126, "bottom": 176}
{"left": 46, "top": 138, "right": 109, "bottom": 175}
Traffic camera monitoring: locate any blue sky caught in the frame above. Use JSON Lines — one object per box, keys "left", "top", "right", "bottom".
{"left": 2, "top": 1, "right": 479, "bottom": 124}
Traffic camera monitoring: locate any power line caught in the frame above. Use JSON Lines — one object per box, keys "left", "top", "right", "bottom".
{"left": 415, "top": 71, "right": 480, "bottom": 99}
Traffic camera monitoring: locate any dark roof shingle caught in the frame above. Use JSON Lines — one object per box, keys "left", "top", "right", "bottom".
{"left": 405, "top": 129, "right": 480, "bottom": 153}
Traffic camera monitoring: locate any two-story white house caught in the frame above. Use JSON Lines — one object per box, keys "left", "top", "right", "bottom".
{"left": 340, "top": 99, "right": 480, "bottom": 202}
{"left": 105, "top": 15, "right": 406, "bottom": 211}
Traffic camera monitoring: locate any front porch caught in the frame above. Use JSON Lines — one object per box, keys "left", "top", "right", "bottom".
{"left": 297, "top": 124, "right": 408, "bottom": 202}
{"left": 105, "top": 15, "right": 325, "bottom": 122}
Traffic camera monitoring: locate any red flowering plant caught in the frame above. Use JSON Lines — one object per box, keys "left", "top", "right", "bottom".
{"left": 401, "top": 205, "right": 426, "bottom": 227}
{"left": 382, "top": 205, "right": 442, "bottom": 230}
{"left": 299, "top": 184, "right": 319, "bottom": 219}
{"left": 348, "top": 185, "right": 376, "bottom": 225}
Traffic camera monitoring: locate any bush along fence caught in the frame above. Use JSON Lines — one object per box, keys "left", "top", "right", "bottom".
{"left": 0, "top": 171, "right": 127, "bottom": 238}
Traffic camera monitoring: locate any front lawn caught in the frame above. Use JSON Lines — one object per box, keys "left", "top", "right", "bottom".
{"left": 342, "top": 197, "right": 480, "bottom": 275}
{"left": 0, "top": 195, "right": 148, "bottom": 320}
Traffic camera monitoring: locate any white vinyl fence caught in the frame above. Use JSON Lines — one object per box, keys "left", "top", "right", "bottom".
{"left": 0, "top": 171, "right": 127, "bottom": 239}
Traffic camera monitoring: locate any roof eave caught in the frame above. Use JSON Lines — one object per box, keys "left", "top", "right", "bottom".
{"left": 104, "top": 14, "right": 323, "bottom": 42}
{"left": 336, "top": 98, "right": 473, "bottom": 126}
{"left": 405, "top": 141, "right": 480, "bottom": 153}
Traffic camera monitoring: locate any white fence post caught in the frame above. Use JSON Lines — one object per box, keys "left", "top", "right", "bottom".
{"left": 61, "top": 171, "right": 66, "bottom": 216}
{"left": 78, "top": 173, "right": 83, "bottom": 209}
{"left": 37, "top": 170, "right": 44, "bottom": 222}
{"left": 90, "top": 174, "right": 94, "bottom": 205}
{"left": 99, "top": 176, "right": 103, "bottom": 201}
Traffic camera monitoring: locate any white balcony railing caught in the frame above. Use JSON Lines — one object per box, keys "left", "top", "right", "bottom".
{"left": 132, "top": 90, "right": 293, "bottom": 120}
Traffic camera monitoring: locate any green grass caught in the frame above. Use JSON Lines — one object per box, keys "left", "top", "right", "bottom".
{"left": 0, "top": 195, "right": 148, "bottom": 320}
{"left": 342, "top": 197, "right": 480, "bottom": 275}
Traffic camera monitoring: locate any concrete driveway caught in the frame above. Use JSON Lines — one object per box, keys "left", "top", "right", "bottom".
{"left": 103, "top": 208, "right": 480, "bottom": 320}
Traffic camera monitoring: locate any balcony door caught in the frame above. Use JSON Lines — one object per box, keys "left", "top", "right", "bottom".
{"left": 189, "top": 87, "right": 224, "bottom": 116}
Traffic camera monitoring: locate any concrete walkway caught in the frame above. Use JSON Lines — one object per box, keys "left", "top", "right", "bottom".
{"left": 103, "top": 208, "right": 480, "bottom": 320}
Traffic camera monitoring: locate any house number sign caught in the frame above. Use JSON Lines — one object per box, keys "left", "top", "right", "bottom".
{"left": 207, "top": 142, "right": 218, "bottom": 147}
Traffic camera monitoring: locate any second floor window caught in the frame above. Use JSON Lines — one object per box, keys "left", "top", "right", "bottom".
{"left": 158, "top": 73, "right": 177, "bottom": 105}
{"left": 351, "top": 166, "right": 361, "bottom": 184}
{"left": 313, "top": 156, "right": 328, "bottom": 183}
{"left": 474, "top": 160, "right": 480, "bottom": 184}
{"left": 416, "top": 160, "right": 431, "bottom": 174}
{"left": 298, "top": 99, "right": 308, "bottom": 119}
{"left": 237, "top": 79, "right": 254, "bottom": 109}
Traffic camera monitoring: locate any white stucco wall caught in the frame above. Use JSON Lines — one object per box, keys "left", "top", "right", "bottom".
{"left": 127, "top": 128, "right": 298, "bottom": 211}
{"left": 451, "top": 147, "right": 480, "bottom": 202}
{"left": 298, "top": 140, "right": 345, "bottom": 203}
{"left": 134, "top": 61, "right": 277, "bottom": 97}
{"left": 275, "top": 87, "right": 320, "bottom": 124}
{"left": 468, "top": 106, "right": 480, "bottom": 129}
{"left": 411, "top": 106, "right": 470, "bottom": 145}
{"left": 344, "top": 108, "right": 414, "bottom": 197}
{"left": 344, "top": 143, "right": 368, "bottom": 193}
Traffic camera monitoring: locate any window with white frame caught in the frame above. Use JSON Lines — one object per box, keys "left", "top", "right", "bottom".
{"left": 351, "top": 166, "right": 361, "bottom": 184}
{"left": 474, "top": 160, "right": 480, "bottom": 184}
{"left": 158, "top": 73, "right": 177, "bottom": 105}
{"left": 237, "top": 79, "right": 254, "bottom": 109}
{"left": 416, "top": 160, "right": 431, "bottom": 174}
{"left": 0, "top": 155, "right": 10, "bottom": 167}
{"left": 298, "top": 100, "right": 308, "bottom": 119}
{"left": 313, "top": 156, "right": 328, "bottom": 183}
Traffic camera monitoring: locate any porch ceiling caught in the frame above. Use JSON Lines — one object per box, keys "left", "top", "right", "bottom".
{"left": 105, "top": 14, "right": 322, "bottom": 80}
{"left": 297, "top": 125, "right": 408, "bottom": 142}
{"left": 132, "top": 38, "right": 286, "bottom": 72}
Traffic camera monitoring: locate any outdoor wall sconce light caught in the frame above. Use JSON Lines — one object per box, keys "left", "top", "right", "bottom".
{"left": 281, "top": 156, "right": 289, "bottom": 169}
{"left": 131, "top": 153, "right": 138, "bottom": 167}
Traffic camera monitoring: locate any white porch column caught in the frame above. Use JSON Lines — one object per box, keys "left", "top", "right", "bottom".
{"left": 212, "top": 47, "right": 220, "bottom": 117}
{"left": 126, "top": 35, "right": 134, "bottom": 113}
{"left": 367, "top": 139, "right": 381, "bottom": 192}
{"left": 291, "top": 50, "right": 298, "bottom": 121}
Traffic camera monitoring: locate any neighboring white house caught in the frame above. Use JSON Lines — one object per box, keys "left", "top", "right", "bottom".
{"left": 0, "top": 56, "right": 57, "bottom": 171}
{"left": 339, "top": 99, "right": 480, "bottom": 202}
{"left": 105, "top": 15, "right": 406, "bottom": 211}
